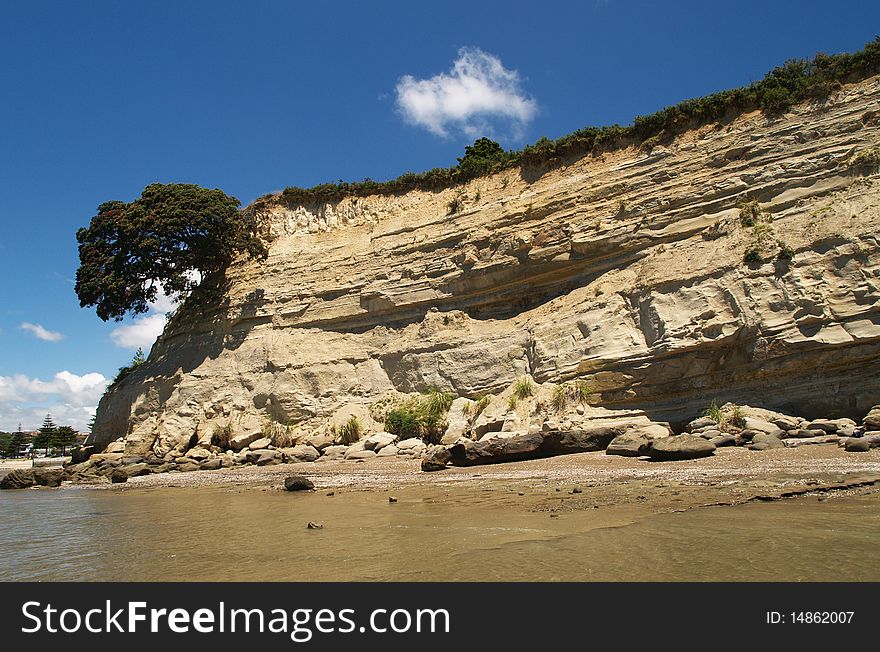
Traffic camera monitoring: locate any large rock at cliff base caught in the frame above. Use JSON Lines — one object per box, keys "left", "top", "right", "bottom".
{"left": 281, "top": 444, "right": 320, "bottom": 463}
{"left": 1, "top": 469, "right": 36, "bottom": 489}
{"left": 686, "top": 417, "right": 718, "bottom": 433}
{"left": 449, "top": 426, "right": 626, "bottom": 466}
{"left": 421, "top": 446, "right": 452, "bottom": 471}
{"left": 748, "top": 433, "right": 785, "bottom": 450}
{"left": 0, "top": 468, "right": 64, "bottom": 489}
{"left": 229, "top": 431, "right": 263, "bottom": 452}
{"left": 441, "top": 398, "right": 474, "bottom": 444}
{"left": 247, "top": 450, "right": 281, "bottom": 465}
{"left": 70, "top": 446, "right": 94, "bottom": 463}
{"left": 863, "top": 406, "right": 880, "bottom": 430}
{"left": 844, "top": 438, "right": 871, "bottom": 452}
{"left": 784, "top": 435, "right": 840, "bottom": 447}
{"left": 606, "top": 432, "right": 652, "bottom": 457}
{"left": 648, "top": 435, "right": 716, "bottom": 461}
{"left": 363, "top": 432, "right": 396, "bottom": 452}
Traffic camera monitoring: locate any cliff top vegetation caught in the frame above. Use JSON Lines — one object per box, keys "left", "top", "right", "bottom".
{"left": 256, "top": 37, "right": 880, "bottom": 208}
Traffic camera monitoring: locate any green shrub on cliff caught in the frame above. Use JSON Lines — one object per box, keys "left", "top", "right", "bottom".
{"left": 385, "top": 389, "right": 454, "bottom": 444}
{"left": 111, "top": 347, "right": 146, "bottom": 386}
{"left": 514, "top": 377, "right": 534, "bottom": 399}
{"left": 211, "top": 423, "right": 234, "bottom": 449}
{"left": 551, "top": 380, "right": 595, "bottom": 412}
{"left": 335, "top": 416, "right": 363, "bottom": 445}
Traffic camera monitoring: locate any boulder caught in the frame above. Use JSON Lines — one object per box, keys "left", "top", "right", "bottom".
{"left": 328, "top": 403, "right": 379, "bottom": 438}
{"left": 863, "top": 406, "right": 880, "bottom": 430}
{"left": 176, "top": 462, "right": 200, "bottom": 473}
{"left": 638, "top": 424, "right": 672, "bottom": 439}
{"left": 284, "top": 476, "right": 315, "bottom": 491}
{"left": 606, "top": 432, "right": 652, "bottom": 457}
{"left": 710, "top": 434, "right": 737, "bottom": 447}
{"left": 376, "top": 444, "right": 399, "bottom": 457}
{"left": 282, "top": 445, "right": 320, "bottom": 463}
{"left": 396, "top": 438, "right": 425, "bottom": 451}
{"left": 844, "top": 438, "right": 871, "bottom": 452}
{"left": 121, "top": 463, "right": 152, "bottom": 477}
{"left": 344, "top": 449, "right": 377, "bottom": 461}
{"left": 70, "top": 446, "right": 94, "bottom": 464}
{"left": 249, "top": 437, "right": 271, "bottom": 451}
{"left": 736, "top": 429, "right": 763, "bottom": 442}
{"left": 105, "top": 439, "right": 126, "bottom": 454}
{"left": 184, "top": 446, "right": 212, "bottom": 461}
{"left": 441, "top": 397, "right": 474, "bottom": 444}
{"left": 697, "top": 428, "right": 722, "bottom": 440}
{"left": 686, "top": 416, "right": 718, "bottom": 433}
{"left": 318, "top": 445, "right": 348, "bottom": 461}
{"left": 864, "top": 433, "right": 880, "bottom": 448}
{"left": 647, "top": 435, "right": 716, "bottom": 461}
{"left": 748, "top": 433, "right": 785, "bottom": 450}
{"left": 741, "top": 418, "right": 779, "bottom": 434}
{"left": 0, "top": 469, "right": 36, "bottom": 489}
{"left": 246, "top": 450, "right": 280, "bottom": 466}
{"left": 229, "top": 431, "right": 263, "bottom": 452}
{"left": 110, "top": 469, "right": 128, "bottom": 483}
{"left": 786, "top": 428, "right": 827, "bottom": 439}
{"left": 783, "top": 435, "right": 840, "bottom": 448}
{"left": 305, "top": 434, "right": 336, "bottom": 451}
{"left": 364, "top": 432, "right": 397, "bottom": 452}
{"left": 449, "top": 426, "right": 626, "bottom": 466}
{"left": 421, "top": 446, "right": 452, "bottom": 471}
{"left": 472, "top": 416, "right": 506, "bottom": 439}
{"left": 200, "top": 458, "right": 222, "bottom": 471}
{"left": 805, "top": 419, "right": 841, "bottom": 433}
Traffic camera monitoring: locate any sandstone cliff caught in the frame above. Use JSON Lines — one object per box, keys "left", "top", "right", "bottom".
{"left": 91, "top": 75, "right": 880, "bottom": 456}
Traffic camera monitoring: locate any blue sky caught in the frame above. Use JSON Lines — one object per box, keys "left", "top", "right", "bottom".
{"left": 1, "top": 0, "right": 878, "bottom": 431}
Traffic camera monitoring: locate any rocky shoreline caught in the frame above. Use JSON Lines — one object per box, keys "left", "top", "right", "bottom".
{"left": 4, "top": 378, "right": 878, "bottom": 492}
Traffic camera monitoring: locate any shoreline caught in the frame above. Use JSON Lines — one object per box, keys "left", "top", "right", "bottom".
{"left": 71, "top": 446, "right": 880, "bottom": 524}
{"left": 5, "top": 445, "right": 880, "bottom": 581}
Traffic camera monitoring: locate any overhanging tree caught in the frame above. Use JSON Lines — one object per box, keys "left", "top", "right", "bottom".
{"left": 75, "top": 183, "right": 267, "bottom": 321}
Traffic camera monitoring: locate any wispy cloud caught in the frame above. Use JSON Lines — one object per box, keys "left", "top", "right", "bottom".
{"left": 19, "top": 322, "right": 65, "bottom": 342}
{"left": 395, "top": 47, "right": 537, "bottom": 139}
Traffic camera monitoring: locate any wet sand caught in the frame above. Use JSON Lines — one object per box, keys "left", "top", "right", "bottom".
{"left": 92, "top": 445, "right": 880, "bottom": 520}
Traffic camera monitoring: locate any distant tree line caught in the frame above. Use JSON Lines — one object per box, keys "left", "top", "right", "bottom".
{"left": 0, "top": 414, "right": 79, "bottom": 457}
{"left": 264, "top": 36, "right": 880, "bottom": 206}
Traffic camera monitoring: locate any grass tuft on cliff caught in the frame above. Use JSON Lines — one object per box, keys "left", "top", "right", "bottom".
{"left": 385, "top": 389, "right": 455, "bottom": 444}
{"left": 260, "top": 38, "right": 880, "bottom": 208}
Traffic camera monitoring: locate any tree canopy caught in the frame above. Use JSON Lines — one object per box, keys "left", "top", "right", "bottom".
{"left": 456, "top": 137, "right": 508, "bottom": 175}
{"left": 75, "top": 183, "right": 267, "bottom": 321}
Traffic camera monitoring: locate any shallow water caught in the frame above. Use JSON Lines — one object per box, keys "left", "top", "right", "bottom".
{"left": 1, "top": 485, "right": 878, "bottom": 581}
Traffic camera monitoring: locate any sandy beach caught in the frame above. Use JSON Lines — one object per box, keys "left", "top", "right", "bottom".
{"left": 86, "top": 445, "right": 880, "bottom": 518}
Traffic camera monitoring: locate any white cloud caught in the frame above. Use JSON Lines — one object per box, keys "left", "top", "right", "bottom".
{"left": 109, "top": 282, "right": 184, "bottom": 351}
{"left": 395, "top": 47, "right": 537, "bottom": 138}
{"left": 0, "top": 371, "right": 109, "bottom": 431}
{"left": 109, "top": 313, "right": 168, "bottom": 350}
{"left": 20, "top": 322, "right": 65, "bottom": 342}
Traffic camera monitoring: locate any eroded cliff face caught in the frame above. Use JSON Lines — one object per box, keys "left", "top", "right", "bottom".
{"left": 92, "top": 76, "right": 880, "bottom": 456}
